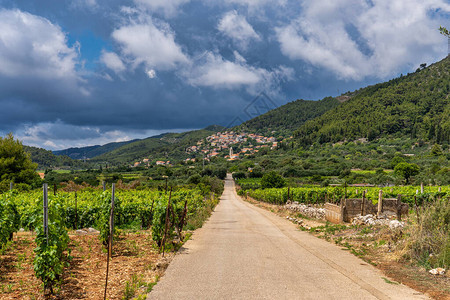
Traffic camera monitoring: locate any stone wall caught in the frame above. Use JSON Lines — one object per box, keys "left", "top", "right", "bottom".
{"left": 325, "top": 203, "right": 343, "bottom": 224}
{"left": 325, "top": 197, "right": 409, "bottom": 224}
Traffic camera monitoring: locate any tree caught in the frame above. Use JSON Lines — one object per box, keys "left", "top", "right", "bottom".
{"left": 394, "top": 162, "right": 419, "bottom": 184}
{"left": 440, "top": 26, "right": 449, "bottom": 37}
{"left": 261, "top": 171, "right": 286, "bottom": 189}
{"left": 431, "top": 144, "right": 443, "bottom": 156}
{"left": 0, "top": 133, "right": 40, "bottom": 191}
{"left": 441, "top": 26, "right": 449, "bottom": 56}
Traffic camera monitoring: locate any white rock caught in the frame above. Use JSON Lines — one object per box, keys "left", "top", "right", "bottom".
{"left": 429, "top": 268, "right": 446, "bottom": 275}
{"left": 389, "top": 220, "right": 404, "bottom": 230}
{"left": 87, "top": 227, "right": 100, "bottom": 234}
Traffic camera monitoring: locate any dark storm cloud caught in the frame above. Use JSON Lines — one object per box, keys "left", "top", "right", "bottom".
{"left": 0, "top": 0, "right": 448, "bottom": 150}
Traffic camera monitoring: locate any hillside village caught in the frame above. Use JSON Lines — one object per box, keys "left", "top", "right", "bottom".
{"left": 185, "top": 131, "right": 279, "bottom": 162}
{"left": 131, "top": 131, "right": 285, "bottom": 167}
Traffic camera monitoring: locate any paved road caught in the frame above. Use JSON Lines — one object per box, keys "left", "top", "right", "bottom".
{"left": 149, "top": 175, "right": 428, "bottom": 300}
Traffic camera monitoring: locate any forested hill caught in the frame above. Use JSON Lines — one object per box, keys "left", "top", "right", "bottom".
{"left": 91, "top": 128, "right": 218, "bottom": 164}
{"left": 295, "top": 56, "right": 450, "bottom": 145}
{"left": 24, "top": 146, "right": 83, "bottom": 169}
{"left": 53, "top": 139, "right": 139, "bottom": 160}
{"left": 235, "top": 97, "right": 340, "bottom": 136}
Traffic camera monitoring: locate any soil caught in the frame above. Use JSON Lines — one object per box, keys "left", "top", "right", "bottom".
{"left": 243, "top": 196, "right": 450, "bottom": 300}
{"left": 0, "top": 230, "right": 175, "bottom": 299}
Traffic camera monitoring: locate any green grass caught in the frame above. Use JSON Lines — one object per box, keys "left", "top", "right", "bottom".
{"left": 382, "top": 277, "right": 399, "bottom": 285}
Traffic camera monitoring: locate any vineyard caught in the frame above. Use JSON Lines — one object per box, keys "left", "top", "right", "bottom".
{"left": 235, "top": 180, "right": 450, "bottom": 206}
{"left": 0, "top": 185, "right": 220, "bottom": 298}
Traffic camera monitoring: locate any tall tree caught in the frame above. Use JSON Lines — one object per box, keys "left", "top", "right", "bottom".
{"left": 0, "top": 133, "right": 40, "bottom": 191}
{"left": 394, "top": 162, "right": 420, "bottom": 184}
{"left": 440, "top": 26, "right": 449, "bottom": 37}
{"left": 441, "top": 26, "right": 449, "bottom": 55}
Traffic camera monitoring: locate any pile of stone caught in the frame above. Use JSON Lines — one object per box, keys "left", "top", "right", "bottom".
{"left": 284, "top": 201, "right": 325, "bottom": 219}
{"left": 351, "top": 214, "right": 404, "bottom": 229}
{"left": 286, "top": 216, "right": 304, "bottom": 225}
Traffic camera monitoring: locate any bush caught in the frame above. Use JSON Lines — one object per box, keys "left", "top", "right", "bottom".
{"left": 187, "top": 174, "right": 201, "bottom": 185}
{"left": 261, "top": 171, "right": 286, "bottom": 189}
{"left": 248, "top": 167, "right": 263, "bottom": 178}
{"left": 232, "top": 172, "right": 247, "bottom": 180}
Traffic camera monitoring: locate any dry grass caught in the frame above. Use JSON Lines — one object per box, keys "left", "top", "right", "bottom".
{"left": 404, "top": 199, "right": 450, "bottom": 269}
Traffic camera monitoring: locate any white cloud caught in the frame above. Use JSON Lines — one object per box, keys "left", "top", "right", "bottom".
{"left": 112, "top": 17, "right": 189, "bottom": 71}
{"left": 0, "top": 9, "right": 80, "bottom": 81}
{"left": 218, "top": 10, "right": 261, "bottom": 49}
{"left": 100, "top": 50, "right": 126, "bottom": 74}
{"left": 187, "top": 52, "right": 260, "bottom": 88}
{"left": 134, "top": 0, "right": 190, "bottom": 17}
{"left": 146, "top": 69, "right": 157, "bottom": 78}
{"left": 276, "top": 0, "right": 450, "bottom": 80}
{"left": 184, "top": 51, "right": 294, "bottom": 93}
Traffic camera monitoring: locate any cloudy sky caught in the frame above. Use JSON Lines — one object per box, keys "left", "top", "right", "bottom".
{"left": 0, "top": 0, "right": 449, "bottom": 150}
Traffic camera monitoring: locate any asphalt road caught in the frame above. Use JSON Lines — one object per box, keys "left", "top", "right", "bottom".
{"left": 148, "top": 175, "right": 428, "bottom": 300}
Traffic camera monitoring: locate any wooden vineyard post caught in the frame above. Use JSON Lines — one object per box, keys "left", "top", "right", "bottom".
{"left": 420, "top": 182, "right": 424, "bottom": 194}
{"left": 377, "top": 190, "right": 383, "bottom": 217}
{"left": 102, "top": 181, "right": 106, "bottom": 192}
{"left": 179, "top": 199, "right": 188, "bottom": 235}
{"left": 74, "top": 192, "right": 78, "bottom": 230}
{"left": 287, "top": 187, "right": 290, "bottom": 202}
{"left": 43, "top": 184, "right": 49, "bottom": 244}
{"left": 109, "top": 183, "right": 115, "bottom": 258}
{"left": 361, "top": 190, "right": 366, "bottom": 216}
{"left": 396, "top": 195, "right": 402, "bottom": 221}
{"left": 104, "top": 183, "right": 115, "bottom": 300}
{"left": 161, "top": 188, "right": 172, "bottom": 257}
{"left": 10, "top": 182, "right": 13, "bottom": 190}
{"left": 163, "top": 176, "right": 168, "bottom": 194}
{"left": 344, "top": 182, "right": 347, "bottom": 200}
{"left": 414, "top": 195, "right": 420, "bottom": 222}
{"left": 148, "top": 198, "right": 155, "bottom": 228}
{"left": 53, "top": 184, "right": 57, "bottom": 196}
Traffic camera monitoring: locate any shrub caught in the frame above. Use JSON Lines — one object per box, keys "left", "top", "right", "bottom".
{"left": 187, "top": 174, "right": 201, "bottom": 185}
{"left": 261, "top": 171, "right": 286, "bottom": 189}
{"left": 232, "top": 172, "right": 247, "bottom": 180}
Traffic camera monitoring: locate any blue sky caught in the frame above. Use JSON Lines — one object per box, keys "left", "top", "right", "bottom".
{"left": 0, "top": 0, "right": 448, "bottom": 150}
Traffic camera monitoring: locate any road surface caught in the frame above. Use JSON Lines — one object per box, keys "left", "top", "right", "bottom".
{"left": 149, "top": 175, "right": 428, "bottom": 299}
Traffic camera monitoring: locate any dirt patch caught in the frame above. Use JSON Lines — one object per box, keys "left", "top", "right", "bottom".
{"left": 0, "top": 230, "right": 176, "bottom": 299}
{"left": 242, "top": 195, "right": 450, "bottom": 300}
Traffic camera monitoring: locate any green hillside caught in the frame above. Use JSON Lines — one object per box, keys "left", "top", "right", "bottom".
{"left": 91, "top": 128, "right": 218, "bottom": 164}
{"left": 53, "top": 139, "right": 139, "bottom": 159}
{"left": 295, "top": 56, "right": 450, "bottom": 145}
{"left": 235, "top": 97, "right": 340, "bottom": 136}
{"left": 24, "top": 146, "right": 83, "bottom": 169}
